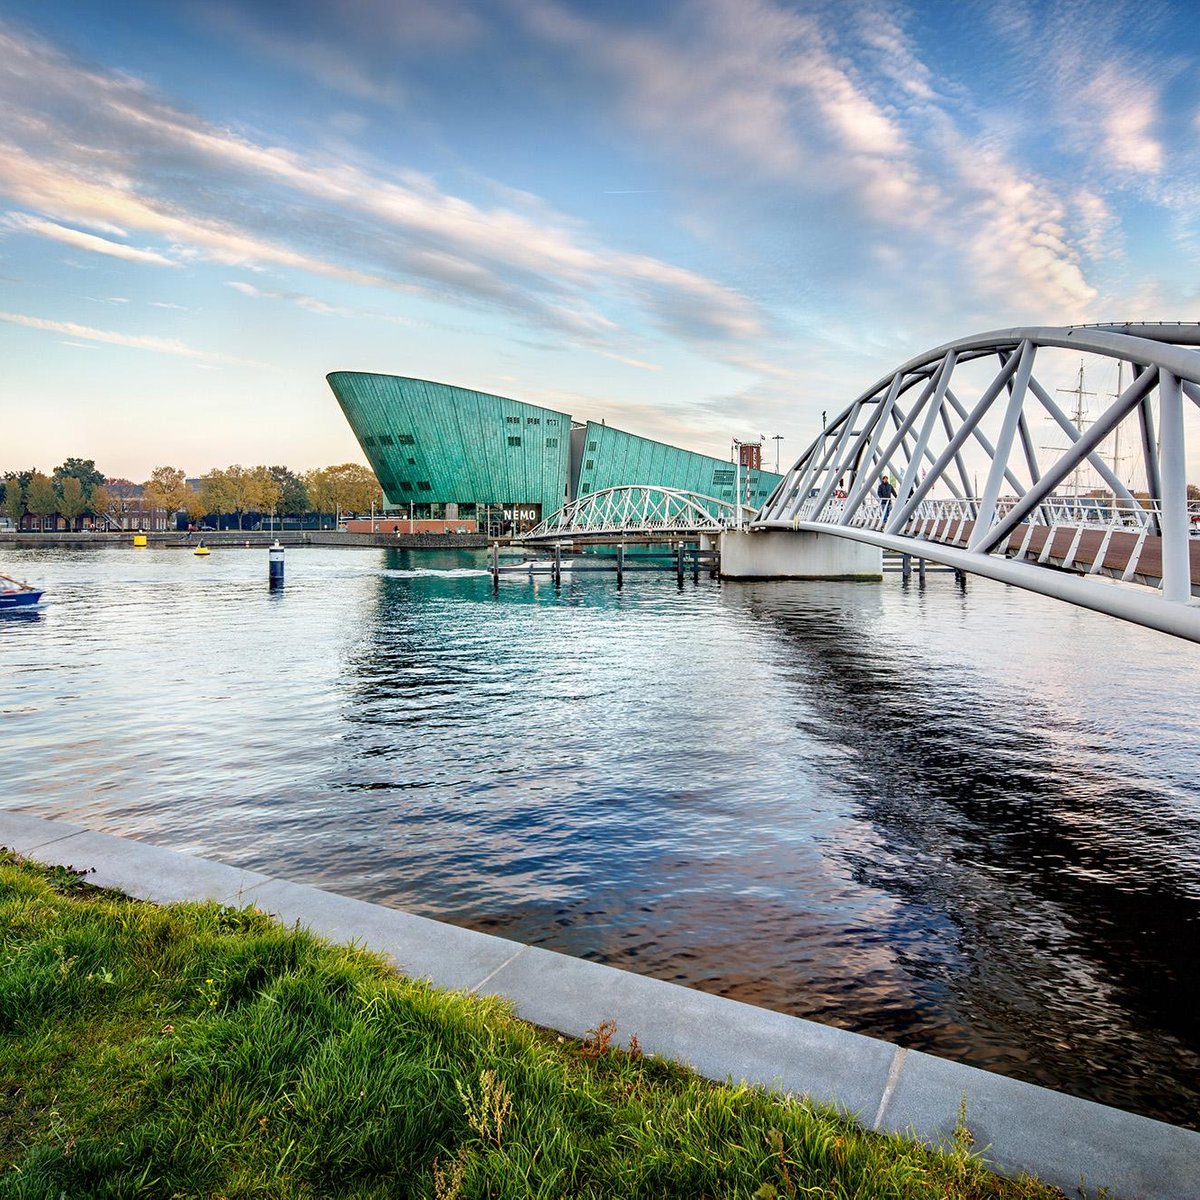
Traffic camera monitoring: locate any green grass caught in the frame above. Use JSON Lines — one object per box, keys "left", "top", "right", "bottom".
{"left": 0, "top": 850, "right": 1069, "bottom": 1199}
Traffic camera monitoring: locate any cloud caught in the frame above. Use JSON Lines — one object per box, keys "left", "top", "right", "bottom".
{"left": 515, "top": 0, "right": 1098, "bottom": 321}
{"left": 4, "top": 212, "right": 177, "bottom": 265}
{"left": 0, "top": 19, "right": 763, "bottom": 358}
{"left": 0, "top": 307, "right": 258, "bottom": 364}
{"left": 985, "top": 1, "right": 1168, "bottom": 180}
{"left": 226, "top": 278, "right": 355, "bottom": 316}
{"left": 197, "top": 0, "right": 484, "bottom": 105}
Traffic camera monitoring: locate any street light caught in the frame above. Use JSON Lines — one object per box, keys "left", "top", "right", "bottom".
{"left": 772, "top": 433, "right": 784, "bottom": 473}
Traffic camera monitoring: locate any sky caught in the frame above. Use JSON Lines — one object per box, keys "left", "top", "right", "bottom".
{"left": 0, "top": 0, "right": 1197, "bottom": 483}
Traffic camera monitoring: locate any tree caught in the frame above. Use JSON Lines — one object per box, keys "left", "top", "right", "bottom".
{"left": 88, "top": 484, "right": 113, "bottom": 528}
{"left": 182, "top": 487, "right": 208, "bottom": 527}
{"left": 26, "top": 471, "right": 58, "bottom": 531}
{"left": 250, "top": 465, "right": 283, "bottom": 529}
{"left": 57, "top": 476, "right": 87, "bottom": 531}
{"left": 198, "top": 469, "right": 235, "bottom": 529}
{"left": 223, "top": 464, "right": 254, "bottom": 530}
{"left": 53, "top": 458, "right": 105, "bottom": 497}
{"left": 105, "top": 478, "right": 139, "bottom": 529}
{"left": 143, "top": 466, "right": 190, "bottom": 528}
{"left": 269, "top": 465, "right": 309, "bottom": 515}
{"left": 1188, "top": 483, "right": 1200, "bottom": 502}
{"left": 307, "top": 463, "right": 383, "bottom": 521}
{"left": 2, "top": 475, "right": 25, "bottom": 526}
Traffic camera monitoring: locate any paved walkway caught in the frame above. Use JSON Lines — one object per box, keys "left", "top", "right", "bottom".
{"left": 3, "top": 810, "right": 1197, "bottom": 1200}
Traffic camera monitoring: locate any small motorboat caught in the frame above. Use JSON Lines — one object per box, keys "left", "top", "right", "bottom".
{"left": 507, "top": 558, "right": 574, "bottom": 574}
{"left": 494, "top": 557, "right": 575, "bottom": 576}
{"left": 0, "top": 573, "right": 44, "bottom": 610}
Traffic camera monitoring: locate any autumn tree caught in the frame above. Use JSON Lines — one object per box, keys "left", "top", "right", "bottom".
{"left": 105, "top": 478, "right": 139, "bottom": 529}
{"left": 182, "top": 487, "right": 208, "bottom": 527}
{"left": 57, "top": 476, "right": 87, "bottom": 531}
{"left": 2, "top": 475, "right": 25, "bottom": 526}
{"left": 198, "top": 468, "right": 236, "bottom": 530}
{"left": 250, "top": 465, "right": 283, "bottom": 529}
{"left": 306, "top": 464, "right": 383, "bottom": 520}
{"left": 26, "top": 471, "right": 59, "bottom": 531}
{"left": 143, "top": 467, "right": 190, "bottom": 527}
{"left": 88, "top": 485, "right": 113, "bottom": 528}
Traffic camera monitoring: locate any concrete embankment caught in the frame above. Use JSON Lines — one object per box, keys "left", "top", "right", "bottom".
{"left": 1, "top": 810, "right": 1196, "bottom": 1200}
{"left": 0, "top": 530, "right": 489, "bottom": 550}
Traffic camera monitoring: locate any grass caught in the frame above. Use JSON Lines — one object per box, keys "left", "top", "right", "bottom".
{"left": 0, "top": 850, "right": 1070, "bottom": 1199}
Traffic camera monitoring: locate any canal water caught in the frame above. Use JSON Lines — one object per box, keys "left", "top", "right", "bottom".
{"left": 2, "top": 544, "right": 1198, "bottom": 1127}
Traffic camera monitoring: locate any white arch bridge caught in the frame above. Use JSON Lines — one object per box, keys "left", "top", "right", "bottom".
{"left": 754, "top": 323, "right": 1200, "bottom": 643}
{"left": 520, "top": 485, "right": 749, "bottom": 541}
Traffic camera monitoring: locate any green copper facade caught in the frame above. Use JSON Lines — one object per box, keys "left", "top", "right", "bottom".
{"left": 328, "top": 372, "right": 572, "bottom": 516}
{"left": 573, "top": 421, "right": 779, "bottom": 509}
{"left": 327, "top": 371, "right": 782, "bottom": 523}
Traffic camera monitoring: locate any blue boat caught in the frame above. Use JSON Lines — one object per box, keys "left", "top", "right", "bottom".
{"left": 0, "top": 574, "right": 43, "bottom": 610}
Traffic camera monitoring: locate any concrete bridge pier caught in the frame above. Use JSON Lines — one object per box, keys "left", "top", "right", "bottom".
{"left": 719, "top": 529, "right": 883, "bottom": 580}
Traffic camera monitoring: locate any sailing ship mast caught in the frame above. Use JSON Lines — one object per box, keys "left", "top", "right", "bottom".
{"left": 1056, "top": 361, "right": 1095, "bottom": 503}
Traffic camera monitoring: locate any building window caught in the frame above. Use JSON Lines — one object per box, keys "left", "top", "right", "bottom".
{"left": 363, "top": 435, "right": 377, "bottom": 447}
{"left": 526, "top": 416, "right": 540, "bottom": 425}
{"left": 545, "top": 438, "right": 558, "bottom": 448}
{"left": 417, "top": 481, "right": 432, "bottom": 492}
{"left": 506, "top": 415, "right": 520, "bottom": 425}
{"left": 588, "top": 441, "right": 597, "bottom": 451}
{"left": 397, "top": 434, "right": 415, "bottom": 445}
{"left": 399, "top": 481, "right": 413, "bottom": 493}
{"left": 547, "top": 418, "right": 558, "bottom": 426}
{"left": 378, "top": 434, "right": 395, "bottom": 446}
{"left": 508, "top": 436, "right": 522, "bottom": 447}
{"left": 585, "top": 459, "right": 594, "bottom": 470}
{"left": 407, "top": 457, "right": 416, "bottom": 465}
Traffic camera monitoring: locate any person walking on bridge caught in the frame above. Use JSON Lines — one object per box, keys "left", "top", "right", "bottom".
{"left": 877, "top": 475, "right": 897, "bottom": 523}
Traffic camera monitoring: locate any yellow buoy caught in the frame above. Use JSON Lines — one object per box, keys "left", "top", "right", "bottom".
{"left": 194, "top": 544, "right": 210, "bottom": 556}
{"left": 132, "top": 533, "right": 147, "bottom": 547}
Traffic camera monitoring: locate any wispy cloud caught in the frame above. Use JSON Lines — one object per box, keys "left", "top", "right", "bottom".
{"left": 0, "top": 308, "right": 257, "bottom": 364}
{"left": 514, "top": 0, "right": 1098, "bottom": 322}
{"left": 4, "top": 212, "right": 177, "bottom": 266}
{"left": 0, "top": 19, "right": 762, "bottom": 359}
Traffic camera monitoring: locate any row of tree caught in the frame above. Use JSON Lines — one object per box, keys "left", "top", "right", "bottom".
{"left": 1, "top": 459, "right": 385, "bottom": 531}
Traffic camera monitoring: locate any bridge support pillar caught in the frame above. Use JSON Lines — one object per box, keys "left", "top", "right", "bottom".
{"left": 719, "top": 530, "right": 883, "bottom": 580}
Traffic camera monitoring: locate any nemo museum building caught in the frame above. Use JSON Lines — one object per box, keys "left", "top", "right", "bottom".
{"left": 327, "top": 372, "right": 782, "bottom": 535}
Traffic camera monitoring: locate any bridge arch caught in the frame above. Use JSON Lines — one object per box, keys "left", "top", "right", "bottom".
{"left": 519, "top": 485, "right": 749, "bottom": 542}
{"left": 754, "top": 323, "right": 1200, "bottom": 641}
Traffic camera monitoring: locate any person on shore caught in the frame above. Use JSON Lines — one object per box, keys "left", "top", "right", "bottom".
{"left": 877, "top": 475, "right": 897, "bottom": 522}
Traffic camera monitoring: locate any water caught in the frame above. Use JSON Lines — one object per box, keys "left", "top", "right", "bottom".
{"left": 2, "top": 544, "right": 1198, "bottom": 1127}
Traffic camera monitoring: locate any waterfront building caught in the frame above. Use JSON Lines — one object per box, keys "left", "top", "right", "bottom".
{"left": 327, "top": 372, "right": 781, "bottom": 534}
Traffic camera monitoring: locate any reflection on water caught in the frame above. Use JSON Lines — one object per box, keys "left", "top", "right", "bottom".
{"left": 1, "top": 544, "right": 1198, "bottom": 1125}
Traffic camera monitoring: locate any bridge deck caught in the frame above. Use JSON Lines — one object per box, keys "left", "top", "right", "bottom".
{"left": 907, "top": 520, "right": 1200, "bottom": 594}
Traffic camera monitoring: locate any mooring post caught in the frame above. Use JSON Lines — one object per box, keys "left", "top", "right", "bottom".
{"left": 918, "top": 557, "right": 926, "bottom": 583}
{"left": 268, "top": 540, "right": 285, "bottom": 590}
{"left": 491, "top": 541, "right": 499, "bottom": 591}
{"left": 676, "top": 541, "right": 684, "bottom": 585}
{"left": 692, "top": 544, "right": 700, "bottom": 583}
{"left": 617, "top": 543, "right": 624, "bottom": 589}
{"left": 553, "top": 541, "right": 561, "bottom": 586}
{"left": 901, "top": 552, "right": 911, "bottom": 581}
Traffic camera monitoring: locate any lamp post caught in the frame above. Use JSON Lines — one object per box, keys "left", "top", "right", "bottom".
{"left": 772, "top": 434, "right": 784, "bottom": 473}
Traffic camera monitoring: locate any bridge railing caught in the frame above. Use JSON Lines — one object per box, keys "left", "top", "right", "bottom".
{"left": 793, "top": 494, "right": 1200, "bottom": 537}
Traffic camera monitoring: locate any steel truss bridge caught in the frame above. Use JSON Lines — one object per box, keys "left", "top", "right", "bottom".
{"left": 520, "top": 485, "right": 750, "bottom": 542}
{"left": 757, "top": 324, "right": 1200, "bottom": 642}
